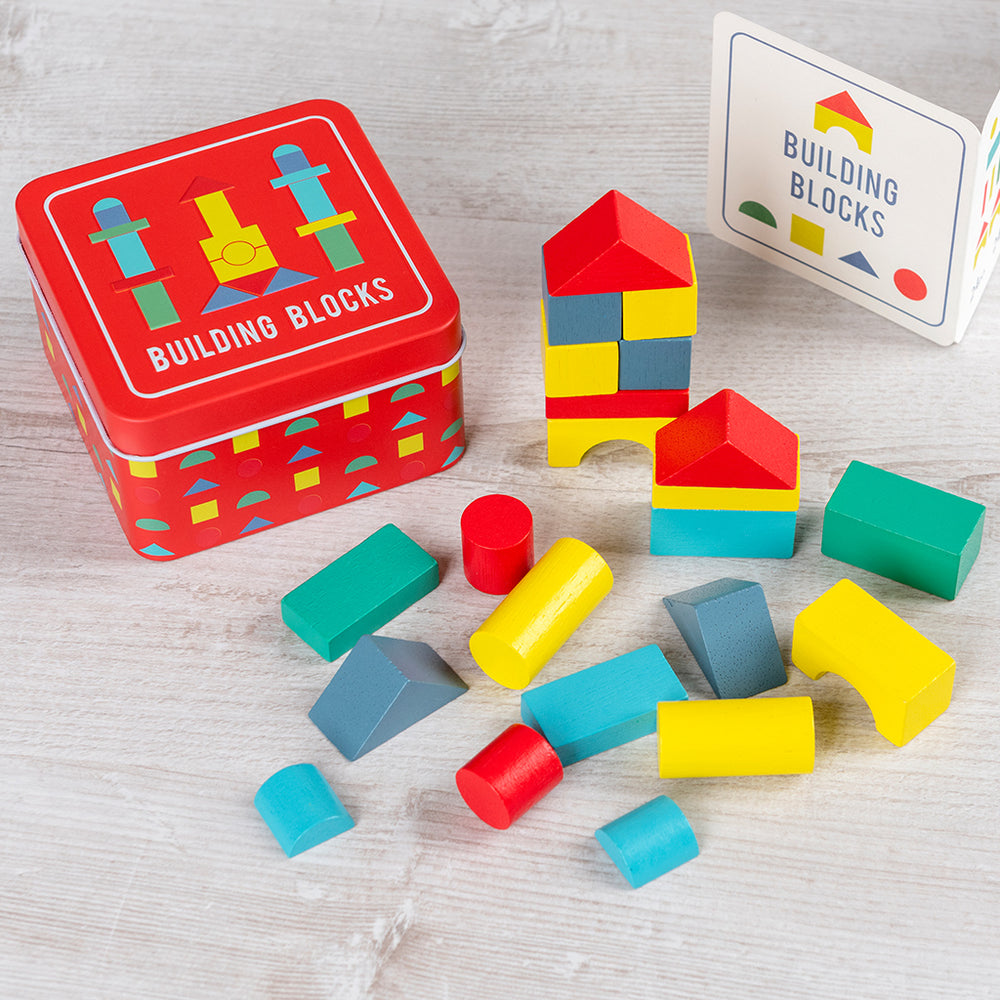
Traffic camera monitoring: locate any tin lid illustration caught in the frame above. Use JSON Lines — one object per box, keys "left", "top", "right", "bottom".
{"left": 17, "top": 100, "right": 462, "bottom": 456}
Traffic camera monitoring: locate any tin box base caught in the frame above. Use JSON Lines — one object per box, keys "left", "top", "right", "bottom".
{"left": 35, "top": 292, "right": 466, "bottom": 560}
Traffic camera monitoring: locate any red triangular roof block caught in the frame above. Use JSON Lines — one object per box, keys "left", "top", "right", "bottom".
{"left": 179, "top": 176, "right": 235, "bottom": 202}
{"left": 542, "top": 189, "right": 693, "bottom": 296}
{"left": 816, "top": 91, "right": 871, "bottom": 129}
{"left": 654, "top": 389, "right": 798, "bottom": 490}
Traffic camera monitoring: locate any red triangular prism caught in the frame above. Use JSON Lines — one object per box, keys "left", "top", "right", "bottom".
{"left": 179, "top": 176, "right": 234, "bottom": 202}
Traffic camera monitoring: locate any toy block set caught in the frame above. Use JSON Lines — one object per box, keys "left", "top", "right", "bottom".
{"left": 17, "top": 100, "right": 466, "bottom": 560}
{"left": 541, "top": 190, "right": 696, "bottom": 466}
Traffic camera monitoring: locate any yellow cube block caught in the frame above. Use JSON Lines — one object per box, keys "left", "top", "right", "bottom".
{"left": 792, "top": 578, "right": 955, "bottom": 746}
{"left": 541, "top": 300, "right": 618, "bottom": 398}
{"left": 622, "top": 234, "right": 697, "bottom": 340}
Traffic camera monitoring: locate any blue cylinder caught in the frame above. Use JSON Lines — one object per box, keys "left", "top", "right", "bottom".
{"left": 595, "top": 795, "right": 698, "bottom": 887}
{"left": 254, "top": 763, "right": 355, "bottom": 857}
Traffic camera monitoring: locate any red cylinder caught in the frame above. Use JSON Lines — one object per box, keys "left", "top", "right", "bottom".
{"left": 456, "top": 723, "right": 564, "bottom": 829}
{"left": 460, "top": 494, "right": 534, "bottom": 595}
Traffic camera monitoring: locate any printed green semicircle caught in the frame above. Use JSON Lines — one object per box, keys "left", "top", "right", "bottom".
{"left": 285, "top": 417, "right": 319, "bottom": 436}
{"left": 391, "top": 383, "right": 425, "bottom": 402}
{"left": 441, "top": 418, "right": 463, "bottom": 441}
{"left": 345, "top": 455, "right": 378, "bottom": 474}
{"left": 237, "top": 490, "right": 271, "bottom": 508}
{"left": 738, "top": 201, "right": 778, "bottom": 228}
{"left": 179, "top": 449, "right": 216, "bottom": 468}
{"left": 135, "top": 518, "right": 170, "bottom": 531}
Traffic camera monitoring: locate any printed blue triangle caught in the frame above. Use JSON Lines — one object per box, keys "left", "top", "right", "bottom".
{"left": 201, "top": 284, "right": 259, "bottom": 314}
{"left": 264, "top": 267, "right": 317, "bottom": 294}
{"left": 392, "top": 411, "right": 426, "bottom": 430}
{"left": 288, "top": 444, "right": 322, "bottom": 463}
{"left": 839, "top": 250, "right": 878, "bottom": 278}
{"left": 347, "top": 481, "right": 380, "bottom": 499}
{"left": 184, "top": 478, "right": 220, "bottom": 496}
{"left": 139, "top": 543, "right": 175, "bottom": 557}
{"left": 443, "top": 445, "right": 465, "bottom": 467}
{"left": 241, "top": 516, "right": 274, "bottom": 534}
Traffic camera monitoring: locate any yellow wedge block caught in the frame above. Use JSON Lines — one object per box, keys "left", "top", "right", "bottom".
{"left": 791, "top": 578, "right": 955, "bottom": 746}
{"left": 657, "top": 697, "right": 815, "bottom": 777}
{"left": 547, "top": 416, "right": 675, "bottom": 467}
{"left": 541, "top": 300, "right": 618, "bottom": 398}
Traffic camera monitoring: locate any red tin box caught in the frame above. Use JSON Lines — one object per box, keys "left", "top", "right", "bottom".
{"left": 17, "top": 100, "right": 465, "bottom": 560}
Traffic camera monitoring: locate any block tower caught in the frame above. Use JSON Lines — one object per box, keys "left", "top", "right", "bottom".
{"left": 541, "top": 190, "right": 697, "bottom": 467}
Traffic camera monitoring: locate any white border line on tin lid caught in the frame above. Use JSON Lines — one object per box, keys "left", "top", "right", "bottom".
{"left": 26, "top": 257, "right": 465, "bottom": 465}
{"left": 41, "top": 114, "right": 436, "bottom": 400}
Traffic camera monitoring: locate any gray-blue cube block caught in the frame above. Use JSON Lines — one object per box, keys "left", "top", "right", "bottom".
{"left": 662, "top": 578, "right": 786, "bottom": 699}
{"left": 619, "top": 336, "right": 692, "bottom": 390}
{"left": 543, "top": 258, "right": 622, "bottom": 345}
{"left": 520, "top": 644, "right": 687, "bottom": 765}
{"left": 309, "top": 634, "right": 468, "bottom": 760}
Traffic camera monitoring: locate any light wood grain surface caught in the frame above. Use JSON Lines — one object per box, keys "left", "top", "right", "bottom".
{"left": 3, "top": 2, "right": 999, "bottom": 998}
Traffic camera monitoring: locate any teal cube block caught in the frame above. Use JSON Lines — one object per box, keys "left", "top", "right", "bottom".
{"left": 281, "top": 524, "right": 439, "bottom": 661}
{"left": 821, "top": 461, "right": 985, "bottom": 600}
{"left": 520, "top": 644, "right": 687, "bottom": 765}
{"left": 650, "top": 506, "right": 796, "bottom": 558}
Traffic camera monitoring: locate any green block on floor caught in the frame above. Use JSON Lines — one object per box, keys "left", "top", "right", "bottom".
{"left": 281, "top": 524, "right": 439, "bottom": 660}
{"left": 821, "top": 461, "right": 985, "bottom": 600}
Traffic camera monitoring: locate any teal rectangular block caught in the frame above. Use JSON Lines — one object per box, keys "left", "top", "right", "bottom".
{"left": 821, "top": 461, "right": 985, "bottom": 600}
{"left": 520, "top": 644, "right": 687, "bottom": 765}
{"left": 281, "top": 524, "right": 439, "bottom": 660}
{"left": 650, "top": 506, "right": 796, "bottom": 557}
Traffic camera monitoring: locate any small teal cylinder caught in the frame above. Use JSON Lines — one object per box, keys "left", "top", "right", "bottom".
{"left": 254, "top": 763, "right": 355, "bottom": 857}
{"left": 595, "top": 795, "right": 698, "bottom": 887}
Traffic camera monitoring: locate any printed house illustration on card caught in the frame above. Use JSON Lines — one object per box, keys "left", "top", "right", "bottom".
{"left": 707, "top": 12, "right": 1000, "bottom": 345}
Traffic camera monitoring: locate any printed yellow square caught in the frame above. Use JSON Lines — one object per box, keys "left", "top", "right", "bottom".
{"left": 294, "top": 466, "right": 321, "bottom": 491}
{"left": 441, "top": 361, "right": 460, "bottom": 386}
{"left": 343, "top": 395, "right": 370, "bottom": 417}
{"left": 232, "top": 430, "right": 260, "bottom": 454}
{"left": 790, "top": 214, "right": 825, "bottom": 255}
{"left": 190, "top": 499, "right": 219, "bottom": 524}
{"left": 129, "top": 460, "right": 157, "bottom": 479}
{"left": 109, "top": 478, "right": 122, "bottom": 508}
{"left": 398, "top": 433, "right": 424, "bottom": 457}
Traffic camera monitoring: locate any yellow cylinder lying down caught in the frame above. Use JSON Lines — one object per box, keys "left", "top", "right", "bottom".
{"left": 657, "top": 697, "right": 815, "bottom": 778}
{"left": 469, "top": 537, "right": 613, "bottom": 690}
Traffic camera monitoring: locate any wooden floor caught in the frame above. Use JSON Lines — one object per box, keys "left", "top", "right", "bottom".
{"left": 3, "top": 2, "right": 998, "bottom": 997}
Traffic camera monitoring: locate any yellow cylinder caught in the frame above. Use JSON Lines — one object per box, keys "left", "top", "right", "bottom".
{"left": 469, "top": 537, "right": 613, "bottom": 689}
{"left": 657, "top": 697, "right": 815, "bottom": 778}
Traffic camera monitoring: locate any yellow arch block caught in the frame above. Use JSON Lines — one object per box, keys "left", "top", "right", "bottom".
{"left": 652, "top": 457, "right": 800, "bottom": 511}
{"left": 792, "top": 579, "right": 955, "bottom": 746}
{"left": 469, "top": 537, "right": 613, "bottom": 689}
{"left": 657, "top": 697, "right": 815, "bottom": 777}
{"left": 547, "top": 416, "right": 673, "bottom": 467}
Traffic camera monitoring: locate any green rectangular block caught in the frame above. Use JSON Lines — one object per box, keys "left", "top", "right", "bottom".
{"left": 821, "top": 461, "right": 985, "bottom": 600}
{"left": 281, "top": 524, "right": 439, "bottom": 660}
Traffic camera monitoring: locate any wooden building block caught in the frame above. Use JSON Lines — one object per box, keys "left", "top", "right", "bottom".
{"left": 662, "top": 578, "right": 786, "bottom": 698}
{"left": 618, "top": 336, "right": 692, "bottom": 391}
{"left": 461, "top": 494, "right": 534, "bottom": 595}
{"left": 650, "top": 506, "right": 796, "bottom": 558}
{"left": 547, "top": 416, "right": 676, "bottom": 467}
{"left": 254, "top": 763, "right": 355, "bottom": 857}
{"left": 595, "top": 795, "right": 699, "bottom": 888}
{"left": 520, "top": 644, "right": 688, "bottom": 765}
{"left": 657, "top": 697, "right": 815, "bottom": 777}
{"left": 792, "top": 578, "right": 955, "bottom": 746}
{"left": 654, "top": 388, "right": 799, "bottom": 489}
{"left": 456, "top": 723, "right": 564, "bottom": 829}
{"left": 469, "top": 537, "right": 613, "bottom": 689}
{"left": 542, "top": 263, "right": 622, "bottom": 344}
{"left": 542, "top": 189, "right": 694, "bottom": 296}
{"left": 652, "top": 456, "right": 800, "bottom": 511}
{"left": 309, "top": 634, "right": 467, "bottom": 760}
{"left": 281, "top": 523, "right": 439, "bottom": 661}
{"left": 621, "top": 236, "right": 697, "bottom": 340}
{"left": 821, "top": 460, "right": 985, "bottom": 600}
{"left": 541, "top": 301, "right": 619, "bottom": 397}
{"left": 545, "top": 388, "right": 689, "bottom": 421}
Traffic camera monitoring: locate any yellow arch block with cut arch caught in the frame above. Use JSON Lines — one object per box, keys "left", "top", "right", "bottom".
{"left": 547, "top": 416, "right": 675, "bottom": 467}
{"left": 791, "top": 578, "right": 955, "bottom": 746}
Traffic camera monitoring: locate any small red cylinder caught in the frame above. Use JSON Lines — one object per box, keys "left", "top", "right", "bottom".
{"left": 460, "top": 494, "right": 534, "bottom": 595}
{"left": 455, "top": 723, "right": 563, "bottom": 829}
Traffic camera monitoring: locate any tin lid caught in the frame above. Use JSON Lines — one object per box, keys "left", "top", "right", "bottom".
{"left": 17, "top": 100, "right": 461, "bottom": 456}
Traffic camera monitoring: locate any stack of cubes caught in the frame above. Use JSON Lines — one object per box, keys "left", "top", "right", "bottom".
{"left": 541, "top": 190, "right": 697, "bottom": 467}
{"left": 650, "top": 389, "right": 800, "bottom": 557}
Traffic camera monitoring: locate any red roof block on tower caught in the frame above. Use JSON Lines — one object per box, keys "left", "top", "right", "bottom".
{"left": 654, "top": 389, "right": 798, "bottom": 490}
{"left": 543, "top": 190, "right": 693, "bottom": 297}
